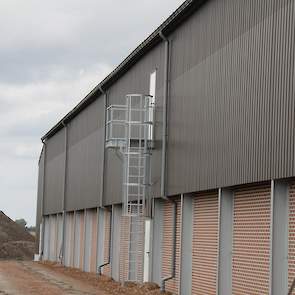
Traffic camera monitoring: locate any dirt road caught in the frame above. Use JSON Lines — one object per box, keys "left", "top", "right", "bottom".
{"left": 0, "top": 261, "right": 164, "bottom": 295}
{"left": 0, "top": 260, "right": 108, "bottom": 295}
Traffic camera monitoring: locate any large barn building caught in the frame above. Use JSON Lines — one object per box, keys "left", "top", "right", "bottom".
{"left": 36, "top": 0, "right": 295, "bottom": 294}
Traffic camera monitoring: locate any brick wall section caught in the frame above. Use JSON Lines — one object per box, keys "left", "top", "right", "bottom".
{"left": 161, "top": 199, "right": 181, "bottom": 294}
{"left": 103, "top": 210, "right": 111, "bottom": 276}
{"left": 191, "top": 192, "right": 219, "bottom": 295}
{"left": 79, "top": 211, "right": 85, "bottom": 270}
{"left": 119, "top": 215, "right": 130, "bottom": 282}
{"left": 70, "top": 212, "right": 75, "bottom": 267}
{"left": 232, "top": 184, "right": 271, "bottom": 295}
{"left": 90, "top": 209, "right": 98, "bottom": 273}
{"left": 53, "top": 215, "right": 58, "bottom": 261}
{"left": 120, "top": 215, "right": 145, "bottom": 283}
{"left": 134, "top": 216, "right": 145, "bottom": 283}
{"left": 289, "top": 182, "right": 295, "bottom": 293}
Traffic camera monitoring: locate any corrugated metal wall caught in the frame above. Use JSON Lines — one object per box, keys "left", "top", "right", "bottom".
{"left": 167, "top": 0, "right": 295, "bottom": 196}
{"left": 84, "top": 209, "right": 98, "bottom": 272}
{"left": 73, "top": 211, "right": 82, "bottom": 269}
{"left": 84, "top": 210, "right": 92, "bottom": 272}
{"left": 191, "top": 192, "right": 219, "bottom": 295}
{"left": 232, "top": 184, "right": 271, "bottom": 295}
{"left": 57, "top": 214, "right": 63, "bottom": 261}
{"left": 90, "top": 209, "right": 98, "bottom": 273}
{"left": 35, "top": 148, "right": 45, "bottom": 253}
{"left": 64, "top": 212, "right": 74, "bottom": 267}
{"left": 103, "top": 43, "right": 165, "bottom": 205}
{"left": 43, "top": 213, "right": 63, "bottom": 262}
{"left": 43, "top": 210, "right": 98, "bottom": 271}
{"left": 289, "top": 182, "right": 295, "bottom": 294}
{"left": 103, "top": 209, "right": 111, "bottom": 276}
{"left": 49, "top": 215, "right": 57, "bottom": 261}
{"left": 43, "top": 129, "right": 65, "bottom": 214}
{"left": 111, "top": 205, "right": 121, "bottom": 281}
{"left": 66, "top": 98, "right": 104, "bottom": 211}
{"left": 37, "top": 3, "right": 295, "bottom": 290}
{"left": 39, "top": 0, "right": 295, "bottom": 213}
{"left": 43, "top": 216, "right": 50, "bottom": 260}
{"left": 161, "top": 199, "right": 181, "bottom": 294}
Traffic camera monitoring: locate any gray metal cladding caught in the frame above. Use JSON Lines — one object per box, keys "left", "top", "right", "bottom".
{"left": 44, "top": 129, "right": 65, "bottom": 214}
{"left": 35, "top": 148, "right": 45, "bottom": 250}
{"left": 40, "top": 0, "right": 295, "bottom": 212}
{"left": 167, "top": 0, "right": 295, "bottom": 196}
{"left": 103, "top": 43, "right": 165, "bottom": 205}
{"left": 66, "top": 97, "right": 105, "bottom": 211}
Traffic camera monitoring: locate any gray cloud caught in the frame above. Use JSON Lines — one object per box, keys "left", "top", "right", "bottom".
{"left": 0, "top": 0, "right": 184, "bottom": 226}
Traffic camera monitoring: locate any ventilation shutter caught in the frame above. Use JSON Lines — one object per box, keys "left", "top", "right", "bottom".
{"left": 232, "top": 185, "right": 271, "bottom": 295}
{"left": 162, "top": 199, "right": 181, "bottom": 294}
{"left": 192, "top": 192, "right": 219, "bottom": 295}
{"left": 289, "top": 182, "right": 295, "bottom": 294}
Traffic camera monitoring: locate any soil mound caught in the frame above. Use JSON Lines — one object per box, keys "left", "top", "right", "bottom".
{"left": 0, "top": 211, "right": 35, "bottom": 260}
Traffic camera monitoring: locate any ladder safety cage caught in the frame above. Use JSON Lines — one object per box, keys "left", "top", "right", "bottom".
{"left": 105, "top": 94, "right": 155, "bottom": 217}
{"left": 106, "top": 104, "right": 127, "bottom": 148}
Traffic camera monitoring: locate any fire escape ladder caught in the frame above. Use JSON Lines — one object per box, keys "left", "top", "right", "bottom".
{"left": 105, "top": 94, "right": 154, "bottom": 283}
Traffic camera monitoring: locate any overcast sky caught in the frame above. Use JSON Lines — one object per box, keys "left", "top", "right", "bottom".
{"left": 0, "top": 0, "right": 184, "bottom": 226}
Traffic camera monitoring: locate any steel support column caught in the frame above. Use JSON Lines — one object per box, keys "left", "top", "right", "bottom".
{"left": 61, "top": 123, "right": 68, "bottom": 265}
{"left": 179, "top": 194, "right": 193, "bottom": 295}
{"left": 40, "top": 142, "right": 47, "bottom": 260}
{"left": 271, "top": 180, "right": 289, "bottom": 294}
{"left": 111, "top": 205, "right": 121, "bottom": 281}
{"left": 151, "top": 199, "right": 163, "bottom": 285}
{"left": 97, "top": 208, "right": 105, "bottom": 272}
{"left": 218, "top": 188, "right": 233, "bottom": 295}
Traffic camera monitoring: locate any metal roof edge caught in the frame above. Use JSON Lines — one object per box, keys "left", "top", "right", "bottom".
{"left": 42, "top": 0, "right": 207, "bottom": 141}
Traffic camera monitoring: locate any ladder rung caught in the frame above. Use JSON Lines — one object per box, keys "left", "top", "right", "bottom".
{"left": 124, "top": 183, "right": 144, "bottom": 187}
{"left": 128, "top": 166, "right": 144, "bottom": 168}
{"left": 128, "top": 194, "right": 143, "bottom": 198}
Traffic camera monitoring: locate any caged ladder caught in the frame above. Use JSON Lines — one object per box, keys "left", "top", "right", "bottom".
{"left": 123, "top": 94, "right": 153, "bottom": 217}
{"left": 106, "top": 94, "right": 154, "bottom": 217}
{"left": 106, "top": 94, "right": 154, "bottom": 283}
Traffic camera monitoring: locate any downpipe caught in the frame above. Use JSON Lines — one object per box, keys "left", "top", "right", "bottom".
{"left": 60, "top": 209, "right": 66, "bottom": 264}
{"left": 159, "top": 29, "right": 175, "bottom": 293}
{"left": 98, "top": 207, "right": 113, "bottom": 275}
{"left": 160, "top": 198, "right": 177, "bottom": 293}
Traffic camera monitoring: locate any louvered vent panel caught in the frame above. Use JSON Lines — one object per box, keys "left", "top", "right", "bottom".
{"left": 119, "top": 215, "right": 130, "bottom": 282}
{"left": 103, "top": 210, "right": 111, "bottom": 276}
{"left": 289, "top": 182, "right": 295, "bottom": 294}
{"left": 161, "top": 199, "right": 181, "bottom": 294}
{"left": 90, "top": 209, "right": 98, "bottom": 273}
{"left": 232, "top": 185, "right": 271, "bottom": 295}
{"left": 191, "top": 192, "right": 219, "bottom": 295}
{"left": 78, "top": 211, "right": 85, "bottom": 270}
